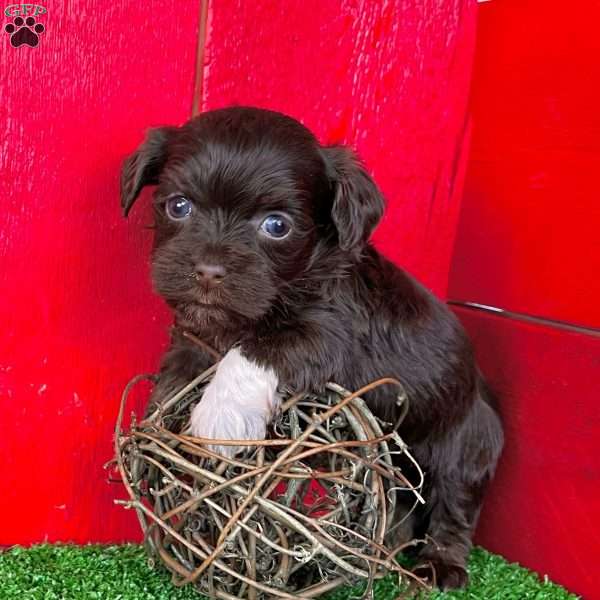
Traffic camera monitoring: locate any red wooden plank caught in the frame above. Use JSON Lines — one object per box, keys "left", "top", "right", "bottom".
{"left": 201, "top": 0, "right": 477, "bottom": 297}
{"left": 0, "top": 1, "right": 199, "bottom": 543}
{"left": 454, "top": 307, "right": 600, "bottom": 599}
{"left": 449, "top": 1, "right": 600, "bottom": 328}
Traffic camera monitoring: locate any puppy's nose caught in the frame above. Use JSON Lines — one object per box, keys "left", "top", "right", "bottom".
{"left": 194, "top": 263, "right": 226, "bottom": 285}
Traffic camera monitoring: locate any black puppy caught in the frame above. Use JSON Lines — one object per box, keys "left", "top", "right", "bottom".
{"left": 120, "top": 106, "right": 503, "bottom": 589}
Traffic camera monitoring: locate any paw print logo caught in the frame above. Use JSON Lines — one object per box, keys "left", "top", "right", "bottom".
{"left": 4, "top": 16, "right": 45, "bottom": 48}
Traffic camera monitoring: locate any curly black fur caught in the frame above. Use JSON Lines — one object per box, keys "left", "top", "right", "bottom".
{"left": 120, "top": 106, "right": 504, "bottom": 589}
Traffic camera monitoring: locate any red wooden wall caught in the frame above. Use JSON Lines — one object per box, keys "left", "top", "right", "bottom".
{"left": 450, "top": 1, "right": 600, "bottom": 329}
{"left": 0, "top": 1, "right": 199, "bottom": 543}
{"left": 449, "top": 2, "right": 600, "bottom": 598}
{"left": 0, "top": 0, "right": 476, "bottom": 546}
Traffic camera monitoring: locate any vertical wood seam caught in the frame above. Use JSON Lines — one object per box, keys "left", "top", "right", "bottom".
{"left": 192, "top": 0, "right": 210, "bottom": 117}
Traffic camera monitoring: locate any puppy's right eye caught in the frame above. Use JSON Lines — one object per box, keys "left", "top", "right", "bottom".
{"left": 165, "top": 195, "right": 192, "bottom": 221}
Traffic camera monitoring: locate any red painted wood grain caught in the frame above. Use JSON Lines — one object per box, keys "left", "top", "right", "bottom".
{"left": 451, "top": 5, "right": 600, "bottom": 595}
{"left": 201, "top": 0, "right": 477, "bottom": 297}
{"left": 0, "top": 0, "right": 476, "bottom": 545}
{"left": 0, "top": 1, "right": 199, "bottom": 544}
{"left": 454, "top": 307, "right": 600, "bottom": 600}
{"left": 449, "top": 1, "right": 600, "bottom": 329}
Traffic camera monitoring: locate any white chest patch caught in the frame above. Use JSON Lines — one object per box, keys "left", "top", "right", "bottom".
{"left": 189, "top": 347, "right": 280, "bottom": 457}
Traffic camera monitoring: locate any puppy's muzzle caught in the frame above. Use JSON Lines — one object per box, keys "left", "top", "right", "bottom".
{"left": 191, "top": 263, "right": 226, "bottom": 287}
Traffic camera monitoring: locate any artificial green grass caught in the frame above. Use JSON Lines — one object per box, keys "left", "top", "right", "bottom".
{"left": 0, "top": 544, "right": 577, "bottom": 600}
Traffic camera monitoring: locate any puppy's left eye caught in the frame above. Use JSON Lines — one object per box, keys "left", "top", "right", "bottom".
{"left": 260, "top": 215, "right": 291, "bottom": 239}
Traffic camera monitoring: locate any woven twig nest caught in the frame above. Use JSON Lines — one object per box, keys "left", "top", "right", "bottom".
{"left": 114, "top": 364, "right": 426, "bottom": 599}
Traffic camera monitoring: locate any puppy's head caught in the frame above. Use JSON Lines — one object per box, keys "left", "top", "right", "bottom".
{"left": 121, "top": 107, "right": 384, "bottom": 331}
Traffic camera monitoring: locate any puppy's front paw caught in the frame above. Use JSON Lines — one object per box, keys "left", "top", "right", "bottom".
{"left": 190, "top": 393, "right": 272, "bottom": 458}
{"left": 189, "top": 347, "right": 280, "bottom": 458}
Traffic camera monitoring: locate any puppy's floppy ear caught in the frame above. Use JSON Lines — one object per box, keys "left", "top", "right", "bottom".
{"left": 120, "top": 126, "right": 176, "bottom": 217}
{"left": 320, "top": 146, "right": 385, "bottom": 252}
